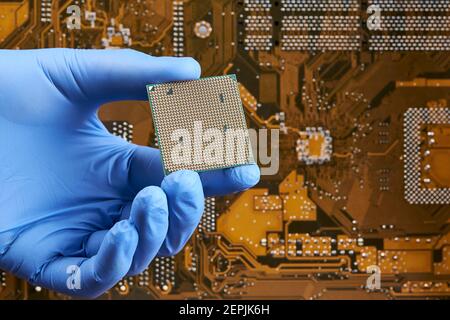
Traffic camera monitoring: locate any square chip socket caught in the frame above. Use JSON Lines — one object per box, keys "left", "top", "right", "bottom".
{"left": 147, "top": 75, "right": 254, "bottom": 175}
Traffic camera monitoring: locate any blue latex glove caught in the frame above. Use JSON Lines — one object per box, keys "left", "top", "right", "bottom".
{"left": 0, "top": 49, "right": 260, "bottom": 298}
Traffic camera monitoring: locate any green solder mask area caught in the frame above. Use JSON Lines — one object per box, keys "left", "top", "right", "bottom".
{"left": 147, "top": 74, "right": 255, "bottom": 175}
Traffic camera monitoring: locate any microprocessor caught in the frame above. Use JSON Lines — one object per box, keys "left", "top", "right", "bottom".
{"left": 147, "top": 75, "right": 254, "bottom": 175}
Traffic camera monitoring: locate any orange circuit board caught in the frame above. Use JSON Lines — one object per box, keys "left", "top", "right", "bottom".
{"left": 0, "top": 0, "right": 449, "bottom": 300}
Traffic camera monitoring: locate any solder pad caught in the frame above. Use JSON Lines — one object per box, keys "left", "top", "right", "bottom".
{"left": 147, "top": 75, "right": 254, "bottom": 175}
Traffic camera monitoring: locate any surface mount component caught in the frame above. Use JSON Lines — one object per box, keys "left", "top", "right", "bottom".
{"left": 404, "top": 107, "right": 450, "bottom": 204}
{"left": 147, "top": 75, "right": 254, "bottom": 175}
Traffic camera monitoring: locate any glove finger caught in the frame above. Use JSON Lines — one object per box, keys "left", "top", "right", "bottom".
{"left": 128, "top": 145, "right": 165, "bottom": 193}
{"left": 84, "top": 230, "right": 108, "bottom": 258}
{"left": 84, "top": 187, "right": 169, "bottom": 274}
{"left": 126, "top": 186, "right": 169, "bottom": 275}
{"left": 158, "top": 170, "right": 204, "bottom": 256}
{"left": 125, "top": 146, "right": 260, "bottom": 197}
{"left": 85, "top": 140, "right": 162, "bottom": 200}
{"left": 199, "top": 164, "right": 260, "bottom": 196}
{"left": 34, "top": 219, "right": 138, "bottom": 298}
{"left": 38, "top": 49, "right": 201, "bottom": 108}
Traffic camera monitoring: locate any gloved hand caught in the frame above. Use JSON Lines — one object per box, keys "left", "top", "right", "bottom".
{"left": 0, "top": 49, "right": 260, "bottom": 298}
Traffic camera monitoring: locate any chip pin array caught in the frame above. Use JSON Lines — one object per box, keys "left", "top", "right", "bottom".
{"left": 147, "top": 75, "right": 253, "bottom": 174}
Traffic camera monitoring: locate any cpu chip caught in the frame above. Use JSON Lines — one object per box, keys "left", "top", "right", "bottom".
{"left": 147, "top": 75, "right": 254, "bottom": 175}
